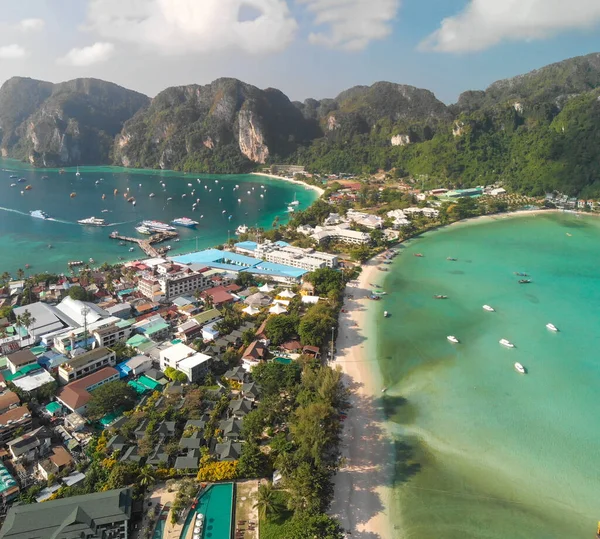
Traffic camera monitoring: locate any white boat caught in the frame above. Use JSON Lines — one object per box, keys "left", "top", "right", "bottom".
{"left": 236, "top": 224, "right": 249, "bottom": 235}
{"left": 287, "top": 205, "right": 295, "bottom": 213}
{"left": 75, "top": 166, "right": 81, "bottom": 177}
{"left": 546, "top": 323, "right": 558, "bottom": 332}
{"left": 384, "top": 311, "right": 389, "bottom": 317}
{"left": 136, "top": 226, "right": 152, "bottom": 235}
{"left": 149, "top": 193, "right": 155, "bottom": 198}
{"left": 171, "top": 217, "right": 199, "bottom": 228}
{"left": 30, "top": 210, "right": 50, "bottom": 220}
{"left": 78, "top": 216, "right": 106, "bottom": 226}
{"left": 514, "top": 362, "right": 526, "bottom": 374}
{"left": 288, "top": 192, "right": 300, "bottom": 206}
{"left": 499, "top": 339, "right": 514, "bottom": 348}
{"left": 129, "top": 247, "right": 135, "bottom": 252}
{"left": 483, "top": 305, "right": 495, "bottom": 312}
{"left": 141, "top": 220, "right": 176, "bottom": 232}
{"left": 447, "top": 335, "right": 459, "bottom": 343}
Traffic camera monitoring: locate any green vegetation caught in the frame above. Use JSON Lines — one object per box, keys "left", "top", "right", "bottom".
{"left": 164, "top": 366, "right": 188, "bottom": 383}
{"left": 86, "top": 381, "right": 138, "bottom": 419}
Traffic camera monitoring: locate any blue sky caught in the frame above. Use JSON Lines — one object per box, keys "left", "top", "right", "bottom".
{"left": 0, "top": 0, "right": 599, "bottom": 103}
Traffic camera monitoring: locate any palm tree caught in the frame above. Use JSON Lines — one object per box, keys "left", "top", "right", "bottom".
{"left": 253, "top": 481, "right": 279, "bottom": 520}
{"left": 137, "top": 465, "right": 156, "bottom": 489}
{"left": 0, "top": 272, "right": 10, "bottom": 287}
{"left": 19, "top": 310, "right": 35, "bottom": 344}
{"left": 15, "top": 315, "right": 23, "bottom": 346}
{"left": 16, "top": 268, "right": 24, "bottom": 281}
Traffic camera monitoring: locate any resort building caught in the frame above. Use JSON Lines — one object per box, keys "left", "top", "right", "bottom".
{"left": 346, "top": 209, "right": 383, "bottom": 229}
{"left": 58, "top": 347, "right": 117, "bottom": 385}
{"left": 0, "top": 488, "right": 132, "bottom": 539}
{"left": 253, "top": 242, "right": 339, "bottom": 270}
{"left": 56, "top": 367, "right": 120, "bottom": 415}
{"left": 159, "top": 343, "right": 212, "bottom": 383}
{"left": 138, "top": 278, "right": 165, "bottom": 302}
{"left": 311, "top": 225, "right": 370, "bottom": 245}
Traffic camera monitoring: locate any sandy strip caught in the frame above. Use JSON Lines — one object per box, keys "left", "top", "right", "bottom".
{"left": 250, "top": 172, "right": 325, "bottom": 196}
{"left": 330, "top": 257, "right": 394, "bottom": 538}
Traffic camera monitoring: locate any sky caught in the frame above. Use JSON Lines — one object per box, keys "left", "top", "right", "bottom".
{"left": 0, "top": 0, "right": 599, "bottom": 104}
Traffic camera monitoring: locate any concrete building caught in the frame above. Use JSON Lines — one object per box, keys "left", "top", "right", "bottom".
{"left": 253, "top": 242, "right": 339, "bottom": 271}
{"left": 311, "top": 225, "right": 370, "bottom": 245}
{"left": 139, "top": 267, "right": 213, "bottom": 301}
{"left": 6, "top": 350, "right": 37, "bottom": 375}
{"left": 0, "top": 392, "right": 20, "bottom": 415}
{"left": 137, "top": 278, "right": 165, "bottom": 302}
{"left": 92, "top": 320, "right": 133, "bottom": 348}
{"left": 58, "top": 347, "right": 117, "bottom": 385}
{"left": 7, "top": 427, "right": 52, "bottom": 464}
{"left": 56, "top": 367, "right": 120, "bottom": 415}
{"left": 52, "top": 316, "right": 126, "bottom": 354}
{"left": 0, "top": 406, "right": 32, "bottom": 445}
{"left": 346, "top": 209, "right": 383, "bottom": 229}
{"left": 0, "top": 488, "right": 132, "bottom": 539}
{"left": 159, "top": 343, "right": 212, "bottom": 383}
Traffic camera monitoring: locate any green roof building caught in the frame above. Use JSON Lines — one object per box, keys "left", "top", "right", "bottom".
{"left": 0, "top": 488, "right": 132, "bottom": 539}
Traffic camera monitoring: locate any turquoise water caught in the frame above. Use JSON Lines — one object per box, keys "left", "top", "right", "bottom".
{"left": 0, "top": 160, "right": 316, "bottom": 276}
{"left": 180, "top": 483, "right": 233, "bottom": 539}
{"left": 375, "top": 213, "right": 600, "bottom": 539}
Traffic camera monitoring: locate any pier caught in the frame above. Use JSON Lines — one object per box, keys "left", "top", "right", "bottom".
{"left": 109, "top": 231, "right": 179, "bottom": 258}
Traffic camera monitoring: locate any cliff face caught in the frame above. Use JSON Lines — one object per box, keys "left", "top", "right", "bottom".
{"left": 0, "top": 77, "right": 149, "bottom": 166}
{"left": 113, "top": 78, "right": 319, "bottom": 173}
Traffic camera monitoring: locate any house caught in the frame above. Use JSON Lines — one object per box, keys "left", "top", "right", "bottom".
{"left": 281, "top": 340, "right": 302, "bottom": 353}
{"left": 133, "top": 315, "right": 171, "bottom": 342}
{"left": 156, "top": 420, "right": 176, "bottom": 440}
{"left": 0, "top": 488, "right": 133, "bottom": 539}
{"left": 228, "top": 398, "right": 253, "bottom": 419}
{"left": 241, "top": 341, "right": 267, "bottom": 371}
{"left": 159, "top": 343, "right": 212, "bottom": 383}
{"left": 146, "top": 445, "right": 170, "bottom": 467}
{"left": 201, "top": 285, "right": 239, "bottom": 307}
{"left": 0, "top": 462, "right": 18, "bottom": 504}
{"left": 56, "top": 367, "right": 120, "bottom": 415}
{"left": 106, "top": 435, "right": 128, "bottom": 454}
{"left": 244, "top": 293, "right": 272, "bottom": 307}
{"left": 92, "top": 321, "right": 133, "bottom": 349}
{"left": 58, "top": 347, "right": 117, "bottom": 385}
{"left": 215, "top": 440, "right": 242, "bottom": 461}
{"left": 302, "top": 345, "right": 321, "bottom": 359}
{"left": 0, "top": 391, "right": 20, "bottom": 415}
{"left": 223, "top": 366, "right": 247, "bottom": 384}
{"left": 241, "top": 382, "right": 261, "bottom": 402}
{"left": 6, "top": 350, "right": 37, "bottom": 375}
{"left": 7, "top": 427, "right": 52, "bottom": 463}
{"left": 123, "top": 355, "right": 152, "bottom": 376}
{"left": 174, "top": 449, "right": 200, "bottom": 471}
{"left": 119, "top": 446, "right": 142, "bottom": 464}
{"left": 38, "top": 446, "right": 74, "bottom": 479}
{"left": 0, "top": 406, "right": 32, "bottom": 445}
{"left": 218, "top": 419, "right": 244, "bottom": 441}
{"left": 105, "top": 303, "right": 132, "bottom": 319}
{"left": 179, "top": 431, "right": 203, "bottom": 451}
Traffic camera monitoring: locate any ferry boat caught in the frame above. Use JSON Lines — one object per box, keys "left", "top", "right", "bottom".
{"left": 135, "top": 226, "right": 152, "bottom": 235}
{"left": 514, "top": 362, "right": 526, "bottom": 374}
{"left": 447, "top": 335, "right": 459, "bottom": 343}
{"left": 546, "top": 323, "right": 559, "bottom": 332}
{"left": 30, "top": 210, "right": 50, "bottom": 220}
{"left": 77, "top": 217, "right": 106, "bottom": 226}
{"left": 171, "top": 217, "right": 199, "bottom": 228}
{"left": 140, "top": 220, "right": 176, "bottom": 232}
{"left": 499, "top": 339, "right": 515, "bottom": 348}
{"left": 483, "top": 305, "right": 495, "bottom": 312}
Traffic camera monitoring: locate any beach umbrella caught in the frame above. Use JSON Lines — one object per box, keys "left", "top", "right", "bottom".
{"left": 269, "top": 303, "right": 287, "bottom": 314}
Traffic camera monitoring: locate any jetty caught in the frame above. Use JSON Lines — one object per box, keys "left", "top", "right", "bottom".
{"left": 109, "top": 231, "right": 178, "bottom": 258}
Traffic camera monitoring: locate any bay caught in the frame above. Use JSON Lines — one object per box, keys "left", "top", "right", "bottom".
{"left": 0, "top": 160, "right": 317, "bottom": 275}
{"left": 374, "top": 212, "right": 600, "bottom": 539}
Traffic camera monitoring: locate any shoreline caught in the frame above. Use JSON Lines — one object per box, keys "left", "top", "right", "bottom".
{"left": 250, "top": 172, "right": 325, "bottom": 196}
{"left": 330, "top": 257, "right": 393, "bottom": 538}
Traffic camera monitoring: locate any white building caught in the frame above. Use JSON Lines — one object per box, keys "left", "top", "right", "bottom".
{"left": 386, "top": 209, "right": 411, "bottom": 229}
{"left": 296, "top": 225, "right": 315, "bottom": 236}
{"left": 139, "top": 267, "right": 213, "bottom": 301}
{"left": 324, "top": 213, "right": 342, "bottom": 226}
{"left": 53, "top": 316, "right": 126, "bottom": 354}
{"left": 403, "top": 207, "right": 440, "bottom": 219}
{"left": 159, "top": 343, "right": 212, "bottom": 383}
{"left": 346, "top": 209, "right": 383, "bottom": 229}
{"left": 490, "top": 188, "right": 507, "bottom": 196}
{"left": 58, "top": 347, "right": 117, "bottom": 385}
{"left": 254, "top": 242, "right": 338, "bottom": 271}
{"left": 311, "top": 225, "right": 370, "bottom": 245}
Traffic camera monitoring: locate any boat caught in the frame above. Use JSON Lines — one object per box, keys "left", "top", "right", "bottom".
{"left": 384, "top": 311, "right": 389, "bottom": 317}
{"left": 288, "top": 193, "right": 300, "bottom": 206}
{"left": 135, "top": 226, "right": 152, "bottom": 235}
{"left": 77, "top": 217, "right": 106, "bottom": 226}
{"left": 132, "top": 201, "right": 136, "bottom": 206}
{"left": 9, "top": 175, "right": 17, "bottom": 179}
{"left": 447, "top": 335, "right": 459, "bottom": 343}
{"left": 129, "top": 247, "right": 135, "bottom": 252}
{"left": 149, "top": 193, "right": 155, "bottom": 198}
{"left": 119, "top": 242, "right": 125, "bottom": 246}
{"left": 433, "top": 295, "right": 448, "bottom": 299}
{"left": 48, "top": 244, "right": 52, "bottom": 249}
{"left": 70, "top": 192, "right": 77, "bottom": 198}
{"left": 381, "top": 387, "right": 387, "bottom": 393}
{"left": 141, "top": 220, "right": 176, "bottom": 232}
{"left": 89, "top": 258, "right": 95, "bottom": 264}
{"left": 114, "top": 188, "right": 118, "bottom": 195}
{"left": 414, "top": 253, "right": 424, "bottom": 257}
{"left": 30, "top": 210, "right": 50, "bottom": 220}
{"left": 167, "top": 197, "right": 173, "bottom": 201}
{"left": 518, "top": 279, "right": 532, "bottom": 284}
{"left": 95, "top": 180, "right": 100, "bottom": 185}
{"left": 10, "top": 183, "right": 16, "bottom": 187}
{"left": 482, "top": 305, "right": 495, "bottom": 312}
{"left": 182, "top": 194, "right": 187, "bottom": 198}
{"left": 546, "top": 323, "right": 559, "bottom": 332}
{"left": 499, "top": 339, "right": 515, "bottom": 348}
{"left": 75, "top": 166, "right": 81, "bottom": 177}
{"left": 101, "top": 209, "right": 109, "bottom": 213}
{"left": 102, "top": 194, "right": 106, "bottom": 200}
{"left": 171, "top": 217, "right": 199, "bottom": 228}
{"left": 59, "top": 169, "right": 65, "bottom": 174}
{"left": 447, "top": 257, "right": 457, "bottom": 261}
{"left": 17, "top": 177, "right": 26, "bottom": 182}
{"left": 187, "top": 183, "right": 193, "bottom": 187}
{"left": 41, "top": 175, "right": 48, "bottom": 180}
{"left": 566, "top": 233, "right": 572, "bottom": 237}
{"left": 287, "top": 205, "right": 295, "bottom": 213}
{"left": 174, "top": 238, "right": 180, "bottom": 242}
{"left": 514, "top": 362, "right": 526, "bottom": 374}
{"left": 514, "top": 272, "right": 528, "bottom": 277}
{"left": 24, "top": 185, "right": 32, "bottom": 190}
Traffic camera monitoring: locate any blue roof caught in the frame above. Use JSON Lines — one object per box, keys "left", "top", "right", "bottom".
{"left": 116, "top": 362, "right": 132, "bottom": 378}
{"left": 275, "top": 241, "right": 290, "bottom": 247}
{"left": 172, "top": 248, "right": 306, "bottom": 280}
{"left": 235, "top": 241, "right": 258, "bottom": 251}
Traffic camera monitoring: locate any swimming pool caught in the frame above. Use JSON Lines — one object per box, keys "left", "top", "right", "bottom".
{"left": 180, "top": 483, "right": 234, "bottom": 539}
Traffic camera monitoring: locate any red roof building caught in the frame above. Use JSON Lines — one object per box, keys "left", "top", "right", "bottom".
{"left": 56, "top": 367, "right": 119, "bottom": 414}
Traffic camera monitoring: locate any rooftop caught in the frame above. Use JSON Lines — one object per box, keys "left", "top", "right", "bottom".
{"left": 6, "top": 350, "right": 36, "bottom": 368}
{"left": 61, "top": 347, "right": 113, "bottom": 371}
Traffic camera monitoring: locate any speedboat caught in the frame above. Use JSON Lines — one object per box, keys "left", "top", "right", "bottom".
{"left": 546, "top": 323, "right": 558, "bottom": 332}
{"left": 433, "top": 295, "right": 448, "bottom": 299}
{"left": 514, "top": 272, "right": 528, "bottom": 277}
{"left": 518, "top": 279, "right": 532, "bottom": 284}
{"left": 514, "top": 362, "right": 526, "bottom": 374}
{"left": 129, "top": 247, "right": 135, "bottom": 252}
{"left": 414, "top": 253, "right": 424, "bottom": 257}
{"left": 236, "top": 224, "right": 249, "bottom": 235}
{"left": 447, "top": 257, "right": 457, "bottom": 261}
{"left": 30, "top": 210, "right": 50, "bottom": 220}
{"left": 499, "top": 339, "right": 514, "bottom": 348}
{"left": 149, "top": 193, "right": 155, "bottom": 198}
{"left": 384, "top": 311, "right": 389, "bottom": 318}
{"left": 483, "top": 305, "right": 495, "bottom": 312}
{"left": 77, "top": 217, "right": 106, "bottom": 226}
{"left": 447, "top": 335, "right": 459, "bottom": 343}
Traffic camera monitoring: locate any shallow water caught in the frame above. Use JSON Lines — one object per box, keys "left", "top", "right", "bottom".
{"left": 374, "top": 213, "right": 600, "bottom": 538}
{"left": 0, "top": 160, "right": 316, "bottom": 275}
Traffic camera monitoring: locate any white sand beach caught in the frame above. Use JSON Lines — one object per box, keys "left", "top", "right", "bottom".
{"left": 250, "top": 172, "right": 325, "bottom": 196}
{"left": 330, "top": 257, "right": 394, "bottom": 538}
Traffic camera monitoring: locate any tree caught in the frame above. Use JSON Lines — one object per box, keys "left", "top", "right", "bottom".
{"left": 241, "top": 328, "right": 255, "bottom": 347}
{"left": 86, "top": 381, "right": 137, "bottom": 419}
{"left": 350, "top": 244, "right": 372, "bottom": 263}
{"left": 0, "top": 272, "right": 10, "bottom": 287}
{"left": 305, "top": 268, "right": 345, "bottom": 296}
{"left": 16, "top": 268, "right": 25, "bottom": 281}
{"left": 164, "top": 367, "right": 188, "bottom": 383}
{"left": 264, "top": 314, "right": 299, "bottom": 346}
{"left": 110, "top": 342, "right": 136, "bottom": 361}
{"left": 298, "top": 304, "right": 336, "bottom": 348}
{"left": 68, "top": 286, "right": 89, "bottom": 301}
{"left": 137, "top": 465, "right": 156, "bottom": 488}
{"left": 253, "top": 481, "right": 280, "bottom": 520}
{"left": 18, "top": 309, "right": 35, "bottom": 342}
{"left": 235, "top": 272, "right": 257, "bottom": 288}
{"left": 237, "top": 442, "right": 269, "bottom": 479}
{"left": 279, "top": 514, "right": 345, "bottom": 539}
{"left": 252, "top": 362, "right": 301, "bottom": 397}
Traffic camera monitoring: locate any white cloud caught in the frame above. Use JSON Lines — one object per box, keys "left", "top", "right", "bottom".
{"left": 57, "top": 42, "right": 115, "bottom": 67}
{"left": 84, "top": 0, "right": 298, "bottom": 55}
{"left": 297, "top": 0, "right": 400, "bottom": 50}
{"left": 18, "top": 18, "right": 45, "bottom": 32}
{"left": 420, "top": 0, "right": 600, "bottom": 53}
{"left": 0, "top": 44, "right": 28, "bottom": 59}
